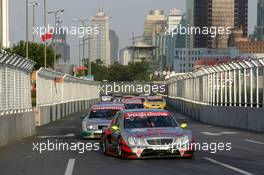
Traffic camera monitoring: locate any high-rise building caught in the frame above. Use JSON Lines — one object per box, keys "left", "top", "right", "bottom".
{"left": 235, "top": 0, "right": 248, "bottom": 37}
{"left": 187, "top": 0, "right": 248, "bottom": 49}
{"left": 143, "top": 10, "right": 167, "bottom": 45}
{"left": 90, "top": 8, "right": 111, "bottom": 65}
{"left": 52, "top": 19, "right": 70, "bottom": 65}
{"left": 119, "top": 48, "right": 132, "bottom": 65}
{"left": 186, "top": 0, "right": 194, "bottom": 48}
{"left": 168, "top": 9, "right": 182, "bottom": 29}
{"left": 109, "top": 30, "right": 119, "bottom": 64}
{"left": 166, "top": 9, "right": 183, "bottom": 70}
{"left": 0, "top": 0, "right": 9, "bottom": 48}
{"left": 255, "top": 0, "right": 264, "bottom": 41}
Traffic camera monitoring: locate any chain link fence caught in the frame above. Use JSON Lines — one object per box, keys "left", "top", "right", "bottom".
{"left": 167, "top": 58, "right": 264, "bottom": 108}
{"left": 36, "top": 67, "right": 99, "bottom": 107}
{"left": 0, "top": 51, "right": 35, "bottom": 115}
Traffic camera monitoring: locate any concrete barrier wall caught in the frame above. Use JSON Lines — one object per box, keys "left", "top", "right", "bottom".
{"left": 0, "top": 112, "right": 36, "bottom": 147}
{"left": 167, "top": 98, "right": 264, "bottom": 133}
{"left": 35, "top": 98, "right": 99, "bottom": 126}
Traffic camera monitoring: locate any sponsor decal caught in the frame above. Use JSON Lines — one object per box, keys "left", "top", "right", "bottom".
{"left": 92, "top": 107, "right": 124, "bottom": 111}
{"left": 125, "top": 112, "right": 170, "bottom": 118}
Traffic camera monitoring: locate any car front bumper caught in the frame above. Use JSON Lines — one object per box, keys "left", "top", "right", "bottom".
{"left": 81, "top": 130, "right": 103, "bottom": 139}
{"left": 122, "top": 145, "right": 193, "bottom": 159}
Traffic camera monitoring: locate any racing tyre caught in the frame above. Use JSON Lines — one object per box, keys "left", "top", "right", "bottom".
{"left": 101, "top": 135, "right": 107, "bottom": 155}
{"left": 117, "top": 138, "right": 124, "bottom": 159}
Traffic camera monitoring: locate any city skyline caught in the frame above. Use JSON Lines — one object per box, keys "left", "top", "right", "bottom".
{"left": 8, "top": 0, "right": 258, "bottom": 65}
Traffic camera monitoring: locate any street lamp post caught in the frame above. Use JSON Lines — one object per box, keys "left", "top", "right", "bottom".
{"left": 26, "top": 0, "right": 29, "bottom": 58}
{"left": 28, "top": 2, "right": 40, "bottom": 42}
{"left": 48, "top": 9, "right": 64, "bottom": 69}
{"left": 44, "top": 0, "right": 47, "bottom": 68}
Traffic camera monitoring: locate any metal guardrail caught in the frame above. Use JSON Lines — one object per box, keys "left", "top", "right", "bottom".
{"left": 0, "top": 50, "right": 35, "bottom": 115}
{"left": 36, "top": 67, "right": 99, "bottom": 107}
{"left": 167, "top": 58, "right": 264, "bottom": 108}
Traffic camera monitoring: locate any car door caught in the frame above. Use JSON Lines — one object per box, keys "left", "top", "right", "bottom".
{"left": 111, "top": 112, "right": 123, "bottom": 148}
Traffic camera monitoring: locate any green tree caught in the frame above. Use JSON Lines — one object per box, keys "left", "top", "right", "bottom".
{"left": 8, "top": 41, "right": 58, "bottom": 69}
{"left": 107, "top": 63, "right": 132, "bottom": 81}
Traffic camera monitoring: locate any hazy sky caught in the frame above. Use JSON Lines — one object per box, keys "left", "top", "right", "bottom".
{"left": 9, "top": 0, "right": 257, "bottom": 65}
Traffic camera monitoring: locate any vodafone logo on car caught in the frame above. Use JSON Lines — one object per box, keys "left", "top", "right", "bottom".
{"left": 125, "top": 112, "right": 170, "bottom": 118}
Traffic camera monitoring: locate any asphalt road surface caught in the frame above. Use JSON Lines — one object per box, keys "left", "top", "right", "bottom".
{"left": 0, "top": 107, "right": 264, "bottom": 175}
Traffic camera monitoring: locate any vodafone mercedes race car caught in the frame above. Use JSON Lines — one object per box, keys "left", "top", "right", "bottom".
{"left": 101, "top": 109, "right": 194, "bottom": 159}
{"left": 81, "top": 104, "right": 125, "bottom": 139}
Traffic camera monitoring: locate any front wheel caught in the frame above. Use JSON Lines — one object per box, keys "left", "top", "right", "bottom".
{"left": 117, "top": 138, "right": 124, "bottom": 159}
{"left": 101, "top": 135, "right": 107, "bottom": 155}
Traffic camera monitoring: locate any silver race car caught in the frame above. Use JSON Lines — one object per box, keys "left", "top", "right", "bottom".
{"left": 101, "top": 109, "right": 195, "bottom": 159}
{"left": 81, "top": 104, "right": 125, "bottom": 139}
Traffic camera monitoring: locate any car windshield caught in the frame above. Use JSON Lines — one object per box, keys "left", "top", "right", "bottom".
{"left": 124, "top": 103, "right": 144, "bottom": 109}
{"left": 124, "top": 115, "right": 177, "bottom": 129}
{"left": 89, "top": 109, "right": 120, "bottom": 119}
{"left": 148, "top": 99, "right": 164, "bottom": 102}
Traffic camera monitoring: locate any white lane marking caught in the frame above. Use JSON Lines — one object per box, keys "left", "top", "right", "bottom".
{"left": 204, "top": 157, "right": 254, "bottom": 175}
{"left": 37, "top": 133, "right": 75, "bottom": 139}
{"left": 201, "top": 131, "right": 238, "bottom": 136}
{"left": 244, "top": 139, "right": 264, "bottom": 145}
{"left": 234, "top": 146, "right": 264, "bottom": 153}
{"left": 64, "top": 159, "right": 75, "bottom": 175}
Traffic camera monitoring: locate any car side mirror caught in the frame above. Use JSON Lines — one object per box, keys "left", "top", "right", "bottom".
{"left": 80, "top": 115, "right": 86, "bottom": 120}
{"left": 111, "top": 125, "right": 119, "bottom": 131}
{"left": 180, "top": 123, "right": 188, "bottom": 129}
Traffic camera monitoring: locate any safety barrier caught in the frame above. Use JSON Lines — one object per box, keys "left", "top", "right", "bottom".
{"left": 0, "top": 50, "right": 36, "bottom": 146}
{"left": 35, "top": 68, "right": 99, "bottom": 126}
{"left": 167, "top": 58, "right": 264, "bottom": 132}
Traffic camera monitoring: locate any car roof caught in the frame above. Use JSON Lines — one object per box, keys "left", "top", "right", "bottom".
{"left": 122, "top": 99, "right": 143, "bottom": 104}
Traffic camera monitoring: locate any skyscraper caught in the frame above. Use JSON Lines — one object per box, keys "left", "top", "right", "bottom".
{"left": 0, "top": 0, "right": 9, "bottom": 48}
{"left": 109, "top": 30, "right": 119, "bottom": 64}
{"left": 186, "top": 0, "right": 194, "bottom": 48}
{"left": 143, "top": 10, "right": 167, "bottom": 45}
{"left": 53, "top": 19, "right": 70, "bottom": 64}
{"left": 166, "top": 9, "right": 183, "bottom": 69}
{"left": 90, "top": 8, "right": 111, "bottom": 65}
{"left": 256, "top": 0, "right": 264, "bottom": 41}
{"left": 187, "top": 0, "right": 248, "bottom": 49}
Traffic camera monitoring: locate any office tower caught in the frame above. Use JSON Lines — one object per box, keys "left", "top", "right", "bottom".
{"left": 166, "top": 9, "right": 183, "bottom": 69}
{"left": 90, "top": 8, "right": 111, "bottom": 65}
{"left": 256, "top": 0, "right": 264, "bottom": 41}
{"left": 186, "top": 0, "right": 194, "bottom": 48}
{"left": 143, "top": 10, "right": 167, "bottom": 45}
{"left": 235, "top": 0, "right": 248, "bottom": 37}
{"left": 109, "top": 30, "right": 119, "bottom": 64}
{"left": 188, "top": 0, "right": 248, "bottom": 48}
{"left": 0, "top": 0, "right": 9, "bottom": 48}
{"left": 52, "top": 19, "right": 70, "bottom": 64}
{"left": 168, "top": 9, "right": 182, "bottom": 29}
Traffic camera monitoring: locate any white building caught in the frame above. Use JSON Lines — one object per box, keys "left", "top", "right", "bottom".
{"left": 90, "top": 8, "right": 111, "bottom": 65}
{"left": 168, "top": 9, "right": 182, "bottom": 30}
{"left": 173, "top": 48, "right": 240, "bottom": 73}
{"left": 119, "top": 48, "right": 132, "bottom": 65}
{"left": 0, "top": 0, "right": 9, "bottom": 48}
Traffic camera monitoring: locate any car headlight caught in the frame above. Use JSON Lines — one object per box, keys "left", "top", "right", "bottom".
{"left": 82, "top": 123, "right": 87, "bottom": 131}
{"left": 175, "top": 136, "right": 189, "bottom": 145}
{"left": 88, "top": 125, "right": 97, "bottom": 130}
{"left": 127, "top": 136, "right": 138, "bottom": 146}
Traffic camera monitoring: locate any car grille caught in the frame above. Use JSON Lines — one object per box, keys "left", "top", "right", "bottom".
{"left": 98, "top": 125, "right": 108, "bottom": 130}
{"left": 146, "top": 138, "right": 173, "bottom": 146}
